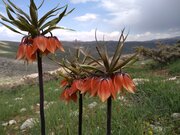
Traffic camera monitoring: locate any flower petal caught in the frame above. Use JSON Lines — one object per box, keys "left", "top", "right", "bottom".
{"left": 70, "top": 93, "right": 78, "bottom": 102}
{"left": 90, "top": 77, "right": 100, "bottom": 97}
{"left": 54, "top": 37, "right": 64, "bottom": 52}
{"left": 26, "top": 45, "right": 33, "bottom": 60}
{"left": 16, "top": 44, "right": 26, "bottom": 60}
{"left": 60, "top": 88, "right": 77, "bottom": 103}
{"left": 122, "top": 74, "right": 136, "bottom": 93}
{"left": 60, "top": 89, "right": 71, "bottom": 102}
{"left": 78, "top": 78, "right": 91, "bottom": 94}
{"left": 30, "top": 53, "right": 36, "bottom": 62}
{"left": 60, "top": 79, "right": 68, "bottom": 87}
{"left": 43, "top": 49, "right": 50, "bottom": 56}
{"left": 68, "top": 80, "right": 79, "bottom": 95}
{"left": 108, "top": 78, "right": 117, "bottom": 99}
{"left": 98, "top": 79, "right": 111, "bottom": 102}
{"left": 113, "top": 73, "right": 123, "bottom": 93}
{"left": 33, "top": 36, "right": 47, "bottom": 52}
{"left": 31, "top": 43, "right": 38, "bottom": 55}
{"left": 47, "top": 37, "right": 56, "bottom": 53}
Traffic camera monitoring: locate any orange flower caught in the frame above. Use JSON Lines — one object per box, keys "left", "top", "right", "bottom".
{"left": 97, "top": 78, "right": 111, "bottom": 102}
{"left": 60, "top": 79, "right": 79, "bottom": 102}
{"left": 16, "top": 37, "right": 36, "bottom": 62}
{"left": 60, "top": 79, "right": 69, "bottom": 87}
{"left": 16, "top": 35, "right": 64, "bottom": 62}
{"left": 76, "top": 73, "right": 136, "bottom": 102}
{"left": 60, "top": 88, "right": 77, "bottom": 102}
{"left": 89, "top": 77, "right": 101, "bottom": 97}
{"left": 121, "top": 73, "right": 136, "bottom": 93}
{"left": 33, "top": 36, "right": 48, "bottom": 52}
{"left": 48, "top": 36, "right": 64, "bottom": 53}
{"left": 33, "top": 36, "right": 64, "bottom": 55}
{"left": 88, "top": 77, "right": 116, "bottom": 102}
{"left": 76, "top": 78, "right": 91, "bottom": 94}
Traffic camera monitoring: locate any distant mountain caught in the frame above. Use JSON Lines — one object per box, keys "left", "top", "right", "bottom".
{"left": 62, "top": 36, "right": 180, "bottom": 56}
{"left": 0, "top": 36, "right": 179, "bottom": 58}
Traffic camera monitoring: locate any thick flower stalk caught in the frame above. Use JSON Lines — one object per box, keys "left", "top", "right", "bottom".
{"left": 0, "top": 0, "right": 74, "bottom": 134}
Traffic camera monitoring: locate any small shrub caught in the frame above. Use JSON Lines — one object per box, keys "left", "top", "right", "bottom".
{"left": 136, "top": 42, "right": 180, "bottom": 65}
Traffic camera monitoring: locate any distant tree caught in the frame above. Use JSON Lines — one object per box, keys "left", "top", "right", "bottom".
{"left": 136, "top": 43, "right": 180, "bottom": 65}
{"left": 177, "top": 40, "right": 180, "bottom": 44}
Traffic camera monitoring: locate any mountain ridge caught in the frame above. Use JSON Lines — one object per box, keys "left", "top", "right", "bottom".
{"left": 0, "top": 36, "right": 179, "bottom": 56}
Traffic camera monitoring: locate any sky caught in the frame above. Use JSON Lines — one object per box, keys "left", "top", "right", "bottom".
{"left": 0, "top": 0, "right": 180, "bottom": 41}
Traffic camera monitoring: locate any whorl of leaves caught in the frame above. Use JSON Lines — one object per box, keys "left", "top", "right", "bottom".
{"left": 0, "top": 0, "right": 74, "bottom": 37}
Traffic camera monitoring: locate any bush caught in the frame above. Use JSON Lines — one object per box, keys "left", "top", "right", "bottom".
{"left": 137, "top": 42, "right": 180, "bottom": 65}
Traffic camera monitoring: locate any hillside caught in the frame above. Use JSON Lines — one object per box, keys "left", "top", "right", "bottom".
{"left": 0, "top": 36, "right": 179, "bottom": 82}
{"left": 1, "top": 36, "right": 179, "bottom": 59}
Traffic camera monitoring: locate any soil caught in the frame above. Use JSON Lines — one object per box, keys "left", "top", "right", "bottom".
{"left": 0, "top": 57, "right": 59, "bottom": 89}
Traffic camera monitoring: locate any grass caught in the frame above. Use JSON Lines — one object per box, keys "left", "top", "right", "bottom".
{"left": 0, "top": 61, "right": 180, "bottom": 134}
{"left": 168, "top": 60, "right": 180, "bottom": 75}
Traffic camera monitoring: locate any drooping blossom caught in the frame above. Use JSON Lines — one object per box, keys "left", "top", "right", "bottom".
{"left": 16, "top": 37, "right": 36, "bottom": 62}
{"left": 33, "top": 36, "right": 64, "bottom": 55}
{"left": 76, "top": 73, "right": 135, "bottom": 102}
{"left": 60, "top": 79, "right": 79, "bottom": 102}
{"left": 16, "top": 36, "right": 64, "bottom": 62}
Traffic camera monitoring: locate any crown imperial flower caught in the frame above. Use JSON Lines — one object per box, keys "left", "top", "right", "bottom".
{"left": 0, "top": 0, "right": 74, "bottom": 62}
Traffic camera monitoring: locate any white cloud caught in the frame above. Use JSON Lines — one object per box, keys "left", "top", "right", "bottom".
{"left": 99, "top": 0, "right": 180, "bottom": 33}
{"left": 0, "top": 26, "right": 24, "bottom": 41}
{"left": 70, "top": 0, "right": 99, "bottom": 4}
{"left": 100, "top": 0, "right": 141, "bottom": 26}
{"left": 52, "top": 29, "right": 120, "bottom": 41}
{"left": 129, "top": 31, "right": 180, "bottom": 41}
{"left": 74, "top": 13, "right": 98, "bottom": 22}
{"left": 52, "top": 28, "right": 180, "bottom": 41}
{"left": 0, "top": 25, "right": 179, "bottom": 42}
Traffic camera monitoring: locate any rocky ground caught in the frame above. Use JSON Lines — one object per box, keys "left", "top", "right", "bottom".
{"left": 0, "top": 57, "right": 59, "bottom": 90}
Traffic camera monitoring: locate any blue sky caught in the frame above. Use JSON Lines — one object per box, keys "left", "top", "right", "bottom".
{"left": 0, "top": 0, "right": 180, "bottom": 41}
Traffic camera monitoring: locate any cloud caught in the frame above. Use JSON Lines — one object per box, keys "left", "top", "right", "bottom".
{"left": 70, "top": 0, "right": 99, "bottom": 4}
{"left": 52, "top": 29, "right": 120, "bottom": 41}
{"left": 74, "top": 13, "right": 98, "bottom": 22}
{"left": 101, "top": 1, "right": 139, "bottom": 21}
{"left": 1, "top": 25, "right": 179, "bottom": 43}
{"left": 52, "top": 28, "right": 180, "bottom": 41}
{"left": 0, "top": 26, "right": 23, "bottom": 41}
{"left": 99, "top": 0, "right": 180, "bottom": 33}
{"left": 129, "top": 30, "right": 180, "bottom": 41}
{"left": 0, "top": 25, "right": 179, "bottom": 42}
